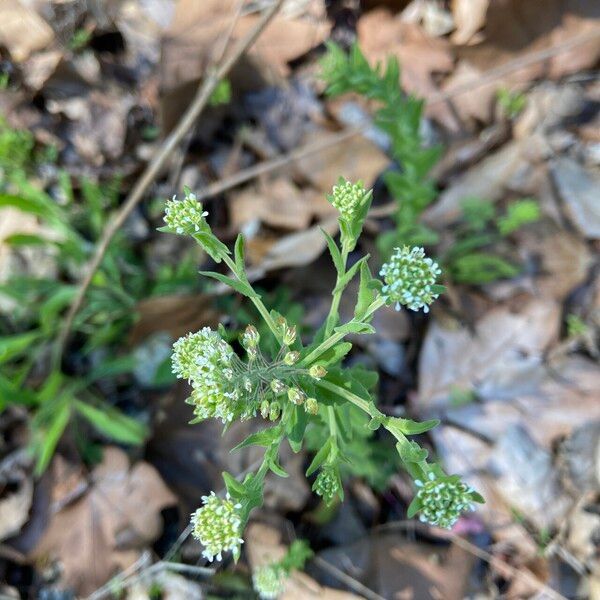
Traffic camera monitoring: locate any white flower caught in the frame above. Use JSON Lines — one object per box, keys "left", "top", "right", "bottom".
{"left": 327, "top": 179, "right": 369, "bottom": 221}
{"left": 379, "top": 246, "right": 441, "bottom": 313}
{"left": 191, "top": 492, "right": 244, "bottom": 562}
{"left": 172, "top": 328, "right": 239, "bottom": 423}
{"left": 253, "top": 564, "right": 285, "bottom": 599}
{"left": 164, "top": 192, "right": 209, "bottom": 235}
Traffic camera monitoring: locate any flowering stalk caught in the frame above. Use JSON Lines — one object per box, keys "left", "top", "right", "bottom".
{"left": 161, "top": 182, "right": 483, "bottom": 563}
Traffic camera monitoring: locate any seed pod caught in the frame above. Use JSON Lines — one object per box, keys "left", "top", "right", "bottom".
{"left": 284, "top": 351, "right": 300, "bottom": 366}
{"left": 260, "top": 400, "right": 270, "bottom": 419}
{"left": 305, "top": 397, "right": 319, "bottom": 414}
{"left": 269, "top": 402, "right": 281, "bottom": 421}
{"left": 287, "top": 387, "right": 305, "bottom": 405}
{"left": 270, "top": 379, "right": 286, "bottom": 394}
{"left": 309, "top": 365, "right": 327, "bottom": 380}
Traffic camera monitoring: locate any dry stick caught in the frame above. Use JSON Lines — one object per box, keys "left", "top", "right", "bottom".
{"left": 53, "top": 0, "right": 285, "bottom": 364}
{"left": 194, "top": 26, "right": 600, "bottom": 203}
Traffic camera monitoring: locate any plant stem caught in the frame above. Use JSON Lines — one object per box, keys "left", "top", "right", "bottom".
{"left": 316, "top": 379, "right": 384, "bottom": 420}
{"left": 301, "top": 296, "right": 386, "bottom": 366}
{"left": 324, "top": 245, "right": 349, "bottom": 337}
{"left": 222, "top": 255, "right": 282, "bottom": 345}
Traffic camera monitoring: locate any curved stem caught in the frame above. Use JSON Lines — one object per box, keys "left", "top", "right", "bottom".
{"left": 324, "top": 245, "right": 350, "bottom": 338}
{"left": 222, "top": 255, "right": 282, "bottom": 345}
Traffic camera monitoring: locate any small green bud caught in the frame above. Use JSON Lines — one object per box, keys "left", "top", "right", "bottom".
{"left": 313, "top": 466, "right": 340, "bottom": 504}
{"left": 241, "top": 325, "right": 260, "bottom": 349}
{"left": 253, "top": 564, "right": 285, "bottom": 599}
{"left": 284, "top": 351, "right": 300, "bottom": 366}
{"left": 270, "top": 379, "right": 286, "bottom": 394}
{"left": 164, "top": 192, "right": 209, "bottom": 235}
{"left": 327, "top": 179, "right": 369, "bottom": 222}
{"left": 260, "top": 400, "right": 270, "bottom": 419}
{"left": 283, "top": 325, "right": 297, "bottom": 346}
{"left": 269, "top": 402, "right": 281, "bottom": 421}
{"left": 305, "top": 397, "right": 319, "bottom": 415}
{"left": 287, "top": 387, "right": 305, "bottom": 405}
{"left": 309, "top": 365, "right": 327, "bottom": 380}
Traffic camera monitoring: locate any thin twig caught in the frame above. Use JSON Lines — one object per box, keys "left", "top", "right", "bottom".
{"left": 313, "top": 555, "right": 387, "bottom": 600}
{"left": 54, "top": 0, "right": 286, "bottom": 364}
{"left": 194, "top": 27, "right": 600, "bottom": 203}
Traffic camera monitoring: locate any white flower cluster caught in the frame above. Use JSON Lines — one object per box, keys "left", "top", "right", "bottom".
{"left": 415, "top": 472, "right": 475, "bottom": 529}
{"left": 379, "top": 246, "right": 441, "bottom": 312}
{"left": 191, "top": 492, "right": 244, "bottom": 562}
{"left": 253, "top": 564, "right": 285, "bottom": 599}
{"left": 172, "top": 327, "right": 239, "bottom": 423}
{"left": 328, "top": 179, "right": 367, "bottom": 221}
{"left": 164, "top": 191, "right": 208, "bottom": 235}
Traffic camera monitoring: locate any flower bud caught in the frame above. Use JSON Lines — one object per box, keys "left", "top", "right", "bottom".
{"left": 164, "top": 193, "right": 209, "bottom": 235}
{"left": 260, "top": 400, "right": 270, "bottom": 419}
{"left": 327, "top": 179, "right": 369, "bottom": 222}
{"left": 253, "top": 565, "right": 285, "bottom": 599}
{"left": 270, "top": 379, "right": 286, "bottom": 394}
{"left": 287, "top": 387, "right": 305, "bottom": 405}
{"left": 313, "top": 466, "right": 340, "bottom": 504}
{"left": 241, "top": 325, "right": 260, "bottom": 349}
{"left": 283, "top": 325, "right": 297, "bottom": 346}
{"left": 309, "top": 365, "right": 327, "bottom": 380}
{"left": 269, "top": 402, "right": 281, "bottom": 421}
{"left": 305, "top": 397, "right": 319, "bottom": 415}
{"left": 284, "top": 351, "right": 299, "bottom": 366}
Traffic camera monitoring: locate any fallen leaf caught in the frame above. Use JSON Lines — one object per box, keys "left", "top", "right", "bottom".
{"left": 401, "top": 0, "right": 455, "bottom": 38}
{"left": 551, "top": 156, "right": 600, "bottom": 239}
{"left": 245, "top": 522, "right": 361, "bottom": 599}
{"left": 0, "top": 451, "right": 33, "bottom": 541}
{"left": 0, "top": 0, "right": 54, "bottom": 62}
{"left": 295, "top": 130, "right": 389, "bottom": 193}
{"left": 129, "top": 293, "right": 220, "bottom": 345}
{"left": 357, "top": 9, "right": 457, "bottom": 128}
{"left": 451, "top": 0, "right": 489, "bottom": 45}
{"left": 418, "top": 298, "right": 560, "bottom": 408}
{"left": 229, "top": 178, "right": 334, "bottom": 231}
{"left": 31, "top": 448, "right": 176, "bottom": 595}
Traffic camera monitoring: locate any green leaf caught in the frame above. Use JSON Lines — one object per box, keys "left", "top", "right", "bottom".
{"left": 269, "top": 458, "right": 289, "bottom": 478}
{"left": 406, "top": 495, "right": 422, "bottom": 518}
{"left": 306, "top": 438, "right": 332, "bottom": 477}
{"left": 334, "top": 321, "right": 375, "bottom": 336}
{"left": 287, "top": 406, "right": 308, "bottom": 452}
{"left": 305, "top": 341, "right": 352, "bottom": 368}
{"left": 322, "top": 228, "right": 344, "bottom": 274}
{"left": 74, "top": 400, "right": 147, "bottom": 445}
{"left": 332, "top": 254, "right": 369, "bottom": 294}
{"left": 0, "top": 331, "right": 40, "bottom": 364}
{"left": 354, "top": 261, "right": 377, "bottom": 320}
{"left": 35, "top": 398, "right": 71, "bottom": 475}
{"left": 191, "top": 231, "right": 231, "bottom": 263}
{"left": 199, "top": 270, "right": 257, "bottom": 298}
{"left": 232, "top": 427, "right": 280, "bottom": 452}
{"left": 222, "top": 471, "right": 247, "bottom": 499}
{"left": 396, "top": 440, "right": 428, "bottom": 464}
{"left": 392, "top": 417, "right": 440, "bottom": 436}
{"left": 470, "top": 491, "right": 485, "bottom": 504}
{"left": 234, "top": 234, "right": 246, "bottom": 272}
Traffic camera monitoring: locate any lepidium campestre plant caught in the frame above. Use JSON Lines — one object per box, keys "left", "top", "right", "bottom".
{"left": 161, "top": 184, "right": 484, "bottom": 563}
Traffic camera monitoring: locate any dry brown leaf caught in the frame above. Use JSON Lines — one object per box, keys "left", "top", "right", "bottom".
{"left": 31, "top": 448, "right": 176, "bottom": 595}
{"left": 0, "top": 0, "right": 54, "bottom": 62}
{"left": 229, "top": 178, "right": 334, "bottom": 231}
{"left": 161, "top": 0, "right": 329, "bottom": 91}
{"left": 357, "top": 9, "right": 457, "bottom": 128}
{"left": 423, "top": 134, "right": 543, "bottom": 227}
{"left": 0, "top": 452, "right": 33, "bottom": 541}
{"left": 551, "top": 156, "right": 600, "bottom": 240}
{"left": 418, "top": 298, "right": 560, "bottom": 408}
{"left": 247, "top": 216, "right": 338, "bottom": 274}
{"left": 245, "top": 523, "right": 361, "bottom": 599}
{"left": 129, "top": 293, "right": 220, "bottom": 345}
{"left": 448, "top": 0, "right": 600, "bottom": 122}
{"left": 451, "top": 0, "right": 489, "bottom": 45}
{"left": 295, "top": 130, "right": 389, "bottom": 193}
{"left": 400, "top": 0, "right": 455, "bottom": 38}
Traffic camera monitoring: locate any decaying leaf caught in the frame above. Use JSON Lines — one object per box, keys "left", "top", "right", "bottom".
{"left": 245, "top": 522, "right": 361, "bottom": 599}
{"left": 451, "top": 0, "right": 489, "bottom": 45}
{"left": 0, "top": 0, "right": 54, "bottom": 62}
{"left": 0, "top": 451, "right": 33, "bottom": 541}
{"left": 31, "top": 448, "right": 176, "bottom": 595}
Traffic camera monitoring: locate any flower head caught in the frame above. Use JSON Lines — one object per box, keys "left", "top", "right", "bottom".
{"left": 164, "top": 191, "right": 208, "bottom": 235}
{"left": 191, "top": 492, "right": 244, "bottom": 561}
{"left": 413, "top": 473, "right": 476, "bottom": 529}
{"left": 253, "top": 564, "right": 285, "bottom": 599}
{"left": 379, "top": 246, "right": 441, "bottom": 313}
{"left": 313, "top": 466, "right": 340, "bottom": 504}
{"left": 172, "top": 328, "right": 239, "bottom": 423}
{"left": 327, "top": 179, "right": 369, "bottom": 222}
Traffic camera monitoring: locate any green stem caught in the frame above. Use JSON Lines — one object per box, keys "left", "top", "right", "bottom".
{"left": 301, "top": 296, "right": 386, "bottom": 366}
{"left": 222, "top": 255, "right": 282, "bottom": 344}
{"left": 316, "top": 379, "right": 384, "bottom": 420}
{"left": 324, "top": 245, "right": 350, "bottom": 338}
